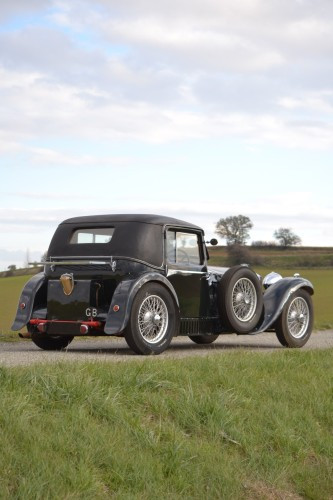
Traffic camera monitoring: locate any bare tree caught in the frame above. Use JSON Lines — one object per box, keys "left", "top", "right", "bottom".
{"left": 215, "top": 215, "right": 253, "bottom": 246}
{"left": 273, "top": 228, "right": 302, "bottom": 247}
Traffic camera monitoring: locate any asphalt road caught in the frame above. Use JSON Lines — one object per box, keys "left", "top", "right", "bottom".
{"left": 0, "top": 330, "right": 332, "bottom": 367}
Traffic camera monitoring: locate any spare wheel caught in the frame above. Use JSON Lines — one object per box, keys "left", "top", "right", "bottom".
{"left": 217, "top": 266, "right": 263, "bottom": 333}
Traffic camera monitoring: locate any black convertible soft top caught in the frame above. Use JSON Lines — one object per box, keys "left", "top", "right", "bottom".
{"left": 47, "top": 214, "right": 203, "bottom": 267}
{"left": 61, "top": 214, "right": 202, "bottom": 229}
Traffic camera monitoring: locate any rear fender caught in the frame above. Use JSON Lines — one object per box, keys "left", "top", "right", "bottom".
{"left": 253, "top": 277, "right": 314, "bottom": 334}
{"left": 104, "top": 273, "right": 179, "bottom": 335}
{"left": 11, "top": 273, "right": 46, "bottom": 331}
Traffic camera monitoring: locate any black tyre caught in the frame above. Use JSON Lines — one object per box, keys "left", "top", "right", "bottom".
{"left": 189, "top": 335, "right": 219, "bottom": 345}
{"left": 31, "top": 334, "right": 74, "bottom": 351}
{"left": 275, "top": 289, "right": 313, "bottom": 348}
{"left": 124, "top": 283, "right": 177, "bottom": 355}
{"left": 217, "top": 266, "right": 263, "bottom": 333}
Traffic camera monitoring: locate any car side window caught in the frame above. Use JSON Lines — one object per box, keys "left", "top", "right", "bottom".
{"left": 166, "top": 230, "right": 202, "bottom": 265}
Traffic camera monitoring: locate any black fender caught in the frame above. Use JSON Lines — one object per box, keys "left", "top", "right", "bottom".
{"left": 11, "top": 273, "right": 46, "bottom": 331}
{"left": 104, "top": 273, "right": 179, "bottom": 335}
{"left": 252, "top": 277, "right": 314, "bottom": 334}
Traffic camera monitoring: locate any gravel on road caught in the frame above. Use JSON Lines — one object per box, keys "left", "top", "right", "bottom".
{"left": 0, "top": 330, "right": 332, "bottom": 367}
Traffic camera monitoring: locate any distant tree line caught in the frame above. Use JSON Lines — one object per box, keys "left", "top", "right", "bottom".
{"left": 215, "top": 215, "right": 301, "bottom": 248}
{"left": 214, "top": 214, "right": 302, "bottom": 266}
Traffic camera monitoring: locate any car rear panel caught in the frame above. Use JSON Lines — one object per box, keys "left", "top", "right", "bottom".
{"left": 47, "top": 279, "right": 92, "bottom": 321}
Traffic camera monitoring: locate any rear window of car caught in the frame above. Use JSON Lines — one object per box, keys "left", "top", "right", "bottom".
{"left": 69, "top": 228, "right": 114, "bottom": 244}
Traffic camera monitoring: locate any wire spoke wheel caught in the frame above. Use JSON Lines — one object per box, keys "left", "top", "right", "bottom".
{"left": 275, "top": 289, "right": 313, "bottom": 348}
{"left": 286, "top": 296, "right": 310, "bottom": 339}
{"left": 231, "top": 278, "right": 257, "bottom": 322}
{"left": 138, "top": 294, "right": 169, "bottom": 344}
{"left": 125, "top": 283, "right": 176, "bottom": 355}
{"left": 217, "top": 266, "right": 263, "bottom": 334}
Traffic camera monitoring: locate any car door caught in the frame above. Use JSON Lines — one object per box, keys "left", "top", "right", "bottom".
{"left": 165, "top": 228, "right": 210, "bottom": 318}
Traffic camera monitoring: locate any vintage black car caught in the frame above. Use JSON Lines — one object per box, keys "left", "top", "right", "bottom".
{"left": 12, "top": 214, "right": 314, "bottom": 355}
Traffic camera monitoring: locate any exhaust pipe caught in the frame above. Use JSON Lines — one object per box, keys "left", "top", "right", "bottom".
{"left": 18, "top": 331, "right": 32, "bottom": 339}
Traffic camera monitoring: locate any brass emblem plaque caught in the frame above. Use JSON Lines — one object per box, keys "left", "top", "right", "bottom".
{"left": 60, "top": 273, "right": 74, "bottom": 296}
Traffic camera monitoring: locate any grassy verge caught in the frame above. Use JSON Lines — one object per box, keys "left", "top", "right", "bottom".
{"left": 0, "top": 275, "right": 33, "bottom": 340}
{"left": 0, "top": 350, "right": 332, "bottom": 499}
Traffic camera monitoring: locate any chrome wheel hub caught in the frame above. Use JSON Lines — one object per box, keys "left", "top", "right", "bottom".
{"left": 232, "top": 278, "right": 257, "bottom": 322}
{"left": 138, "top": 295, "right": 168, "bottom": 344}
{"left": 287, "top": 297, "right": 309, "bottom": 338}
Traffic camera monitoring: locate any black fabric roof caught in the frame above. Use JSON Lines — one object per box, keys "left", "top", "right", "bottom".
{"left": 48, "top": 214, "right": 203, "bottom": 267}
{"left": 61, "top": 214, "right": 202, "bottom": 230}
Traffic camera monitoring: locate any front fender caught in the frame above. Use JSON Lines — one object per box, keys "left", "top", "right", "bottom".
{"left": 11, "top": 272, "right": 46, "bottom": 331}
{"left": 252, "top": 277, "right": 314, "bottom": 334}
{"left": 104, "top": 273, "right": 179, "bottom": 335}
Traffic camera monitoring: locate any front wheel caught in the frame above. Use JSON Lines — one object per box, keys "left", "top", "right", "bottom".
{"left": 275, "top": 289, "right": 313, "bottom": 348}
{"left": 124, "top": 283, "right": 177, "bottom": 355}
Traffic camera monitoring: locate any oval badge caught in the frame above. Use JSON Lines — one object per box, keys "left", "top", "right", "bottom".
{"left": 60, "top": 273, "right": 74, "bottom": 296}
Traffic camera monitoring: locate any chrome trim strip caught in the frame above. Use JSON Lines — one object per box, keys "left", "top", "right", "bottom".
{"left": 167, "top": 269, "right": 205, "bottom": 275}
{"left": 33, "top": 260, "right": 111, "bottom": 266}
{"left": 52, "top": 255, "right": 112, "bottom": 259}
{"left": 32, "top": 255, "right": 165, "bottom": 271}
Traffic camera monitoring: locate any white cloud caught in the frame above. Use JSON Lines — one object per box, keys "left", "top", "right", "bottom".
{"left": 0, "top": 0, "right": 332, "bottom": 152}
{"left": 28, "top": 147, "right": 131, "bottom": 167}
{"left": 70, "top": 0, "right": 333, "bottom": 70}
{"left": 0, "top": 0, "right": 333, "bottom": 251}
{"left": 1, "top": 193, "right": 333, "bottom": 253}
{"left": 0, "top": 1, "right": 332, "bottom": 150}
{"left": 0, "top": 64, "right": 332, "bottom": 149}
{"left": 0, "top": 133, "right": 23, "bottom": 154}
{"left": 101, "top": 18, "right": 285, "bottom": 72}
{"left": 0, "top": 0, "right": 47, "bottom": 21}
{"left": 278, "top": 92, "right": 333, "bottom": 113}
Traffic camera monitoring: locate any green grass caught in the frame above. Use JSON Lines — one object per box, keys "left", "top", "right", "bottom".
{"left": 0, "top": 266, "right": 42, "bottom": 279}
{"left": 0, "top": 351, "right": 332, "bottom": 499}
{"left": 0, "top": 275, "right": 33, "bottom": 339}
{"left": 208, "top": 245, "right": 333, "bottom": 269}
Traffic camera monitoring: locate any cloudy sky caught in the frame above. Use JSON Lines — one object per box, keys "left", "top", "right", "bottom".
{"left": 0, "top": 0, "right": 333, "bottom": 269}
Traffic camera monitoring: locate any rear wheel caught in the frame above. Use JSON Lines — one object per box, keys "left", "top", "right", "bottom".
{"left": 275, "top": 289, "right": 313, "bottom": 348}
{"left": 124, "top": 283, "right": 177, "bottom": 355}
{"left": 189, "top": 335, "right": 219, "bottom": 345}
{"left": 31, "top": 333, "right": 74, "bottom": 351}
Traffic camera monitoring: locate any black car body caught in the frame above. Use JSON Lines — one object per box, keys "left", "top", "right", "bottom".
{"left": 12, "top": 214, "right": 314, "bottom": 354}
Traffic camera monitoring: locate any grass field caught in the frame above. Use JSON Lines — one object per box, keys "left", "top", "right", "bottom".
{"left": 1, "top": 267, "right": 332, "bottom": 338}
{"left": 0, "top": 275, "right": 32, "bottom": 338}
{"left": 0, "top": 351, "right": 332, "bottom": 499}
{"left": 208, "top": 245, "right": 333, "bottom": 268}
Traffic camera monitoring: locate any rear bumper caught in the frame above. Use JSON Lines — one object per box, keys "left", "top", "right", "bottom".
{"left": 29, "top": 318, "right": 104, "bottom": 336}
